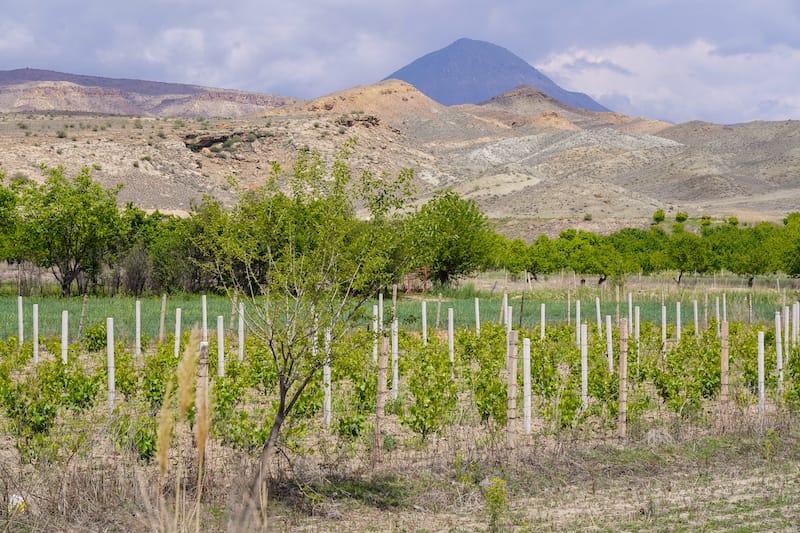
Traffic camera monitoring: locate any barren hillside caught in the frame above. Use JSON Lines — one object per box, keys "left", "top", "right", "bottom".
{"left": 0, "top": 80, "right": 797, "bottom": 239}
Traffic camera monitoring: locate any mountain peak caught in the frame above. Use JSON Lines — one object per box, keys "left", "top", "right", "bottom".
{"left": 384, "top": 38, "right": 609, "bottom": 112}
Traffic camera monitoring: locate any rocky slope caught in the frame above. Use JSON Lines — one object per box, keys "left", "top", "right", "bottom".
{"left": 0, "top": 79, "right": 796, "bottom": 240}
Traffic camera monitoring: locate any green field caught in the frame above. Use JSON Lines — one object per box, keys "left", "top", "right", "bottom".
{"left": 0, "top": 284, "right": 790, "bottom": 343}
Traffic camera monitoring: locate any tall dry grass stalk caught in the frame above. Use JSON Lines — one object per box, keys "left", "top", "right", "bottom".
{"left": 173, "top": 327, "right": 202, "bottom": 532}
{"left": 194, "top": 340, "right": 210, "bottom": 533}
{"left": 156, "top": 381, "right": 175, "bottom": 532}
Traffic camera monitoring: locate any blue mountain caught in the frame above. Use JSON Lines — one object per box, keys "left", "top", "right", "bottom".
{"left": 384, "top": 38, "right": 610, "bottom": 112}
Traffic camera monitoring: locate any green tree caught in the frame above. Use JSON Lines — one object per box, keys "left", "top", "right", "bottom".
{"left": 17, "top": 166, "right": 123, "bottom": 295}
{"left": 408, "top": 190, "right": 493, "bottom": 285}
{"left": 0, "top": 172, "right": 20, "bottom": 262}
{"left": 666, "top": 229, "right": 709, "bottom": 284}
{"left": 202, "top": 141, "right": 413, "bottom": 509}
{"left": 527, "top": 234, "right": 566, "bottom": 279}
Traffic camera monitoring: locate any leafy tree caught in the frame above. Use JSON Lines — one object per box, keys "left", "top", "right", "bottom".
{"left": 666, "top": 229, "right": 709, "bottom": 284}
{"left": 17, "top": 166, "right": 123, "bottom": 295}
{"left": 0, "top": 172, "right": 19, "bottom": 261}
{"left": 201, "top": 141, "right": 413, "bottom": 508}
{"left": 408, "top": 190, "right": 493, "bottom": 285}
{"left": 527, "top": 234, "right": 566, "bottom": 279}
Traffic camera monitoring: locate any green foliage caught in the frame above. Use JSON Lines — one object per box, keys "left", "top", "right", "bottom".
{"left": 16, "top": 166, "right": 123, "bottom": 295}
{"left": 84, "top": 321, "right": 107, "bottom": 351}
{"left": 408, "top": 189, "right": 493, "bottom": 285}
{"left": 653, "top": 329, "right": 720, "bottom": 416}
{"left": 460, "top": 324, "right": 507, "bottom": 429}
{"left": 402, "top": 339, "right": 457, "bottom": 439}
{"left": 484, "top": 477, "right": 508, "bottom": 533}
{"left": 675, "top": 211, "right": 688, "bottom": 222}
{"left": 0, "top": 359, "right": 100, "bottom": 461}
{"left": 652, "top": 209, "right": 666, "bottom": 223}
{"left": 112, "top": 402, "right": 158, "bottom": 461}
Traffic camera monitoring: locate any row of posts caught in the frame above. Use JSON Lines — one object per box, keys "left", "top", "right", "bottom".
{"left": 370, "top": 290, "right": 799, "bottom": 439}
{"left": 14, "top": 295, "right": 247, "bottom": 413}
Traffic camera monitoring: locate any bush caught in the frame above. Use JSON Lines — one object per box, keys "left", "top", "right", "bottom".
{"left": 675, "top": 211, "right": 688, "bottom": 222}
{"left": 652, "top": 209, "right": 666, "bottom": 223}
{"left": 84, "top": 321, "right": 107, "bottom": 352}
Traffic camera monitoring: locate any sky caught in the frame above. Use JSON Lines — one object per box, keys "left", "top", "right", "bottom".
{"left": 3, "top": 1, "right": 800, "bottom": 124}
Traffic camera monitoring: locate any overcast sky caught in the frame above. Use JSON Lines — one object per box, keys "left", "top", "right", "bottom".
{"left": 3, "top": 1, "right": 800, "bottom": 124}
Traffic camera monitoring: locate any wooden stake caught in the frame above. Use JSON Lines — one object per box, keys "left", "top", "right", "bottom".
{"left": 158, "top": 294, "right": 167, "bottom": 344}
{"left": 507, "top": 330, "right": 518, "bottom": 428}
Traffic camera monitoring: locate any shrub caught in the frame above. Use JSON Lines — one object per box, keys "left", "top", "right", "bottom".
{"left": 675, "top": 211, "right": 688, "bottom": 222}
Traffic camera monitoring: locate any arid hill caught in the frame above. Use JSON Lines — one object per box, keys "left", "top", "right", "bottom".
{"left": 0, "top": 69, "right": 297, "bottom": 117}
{"left": 0, "top": 77, "right": 797, "bottom": 240}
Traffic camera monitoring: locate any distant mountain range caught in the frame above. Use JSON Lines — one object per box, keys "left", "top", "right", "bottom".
{"left": 0, "top": 38, "right": 609, "bottom": 118}
{"left": 0, "top": 68, "right": 297, "bottom": 117}
{"left": 0, "top": 42, "right": 797, "bottom": 233}
{"left": 384, "top": 38, "right": 610, "bottom": 111}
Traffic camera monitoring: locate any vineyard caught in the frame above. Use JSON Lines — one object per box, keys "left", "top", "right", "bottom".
{"left": 1, "top": 285, "right": 800, "bottom": 531}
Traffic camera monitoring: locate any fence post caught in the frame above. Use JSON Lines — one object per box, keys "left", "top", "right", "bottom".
{"left": 507, "top": 330, "right": 518, "bottom": 429}
{"left": 174, "top": 308, "right": 182, "bottom": 358}
{"left": 581, "top": 324, "right": 588, "bottom": 410}
{"left": 372, "top": 336, "right": 389, "bottom": 467}
{"left": 391, "top": 317, "right": 399, "bottom": 401}
{"left": 540, "top": 303, "right": 546, "bottom": 341}
{"left": 135, "top": 300, "right": 141, "bottom": 358}
{"left": 201, "top": 294, "right": 208, "bottom": 342}
{"left": 217, "top": 315, "right": 225, "bottom": 377}
{"left": 474, "top": 297, "right": 480, "bottom": 338}
{"left": 61, "top": 310, "right": 69, "bottom": 364}
{"left": 159, "top": 294, "right": 167, "bottom": 344}
{"left": 605, "top": 315, "right": 613, "bottom": 373}
{"left": 107, "top": 317, "right": 115, "bottom": 413}
{"left": 758, "top": 331, "right": 765, "bottom": 420}
{"left": 32, "top": 304, "right": 39, "bottom": 365}
{"left": 595, "top": 297, "right": 602, "bottom": 336}
{"left": 523, "top": 337, "right": 531, "bottom": 434}
{"left": 448, "top": 308, "right": 454, "bottom": 377}
{"left": 372, "top": 304, "right": 379, "bottom": 362}
{"left": 323, "top": 329, "right": 331, "bottom": 429}
{"left": 619, "top": 319, "right": 628, "bottom": 439}
{"left": 238, "top": 302, "right": 245, "bottom": 362}
{"left": 17, "top": 295, "right": 23, "bottom": 349}
{"left": 776, "top": 312, "right": 784, "bottom": 394}
{"left": 720, "top": 321, "right": 729, "bottom": 429}
{"left": 422, "top": 300, "right": 428, "bottom": 346}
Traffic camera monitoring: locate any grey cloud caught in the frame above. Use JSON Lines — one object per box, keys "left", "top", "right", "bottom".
{"left": 2, "top": 1, "right": 800, "bottom": 122}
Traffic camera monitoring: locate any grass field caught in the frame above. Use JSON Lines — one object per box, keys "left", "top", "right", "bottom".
{"left": 0, "top": 282, "right": 789, "bottom": 342}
